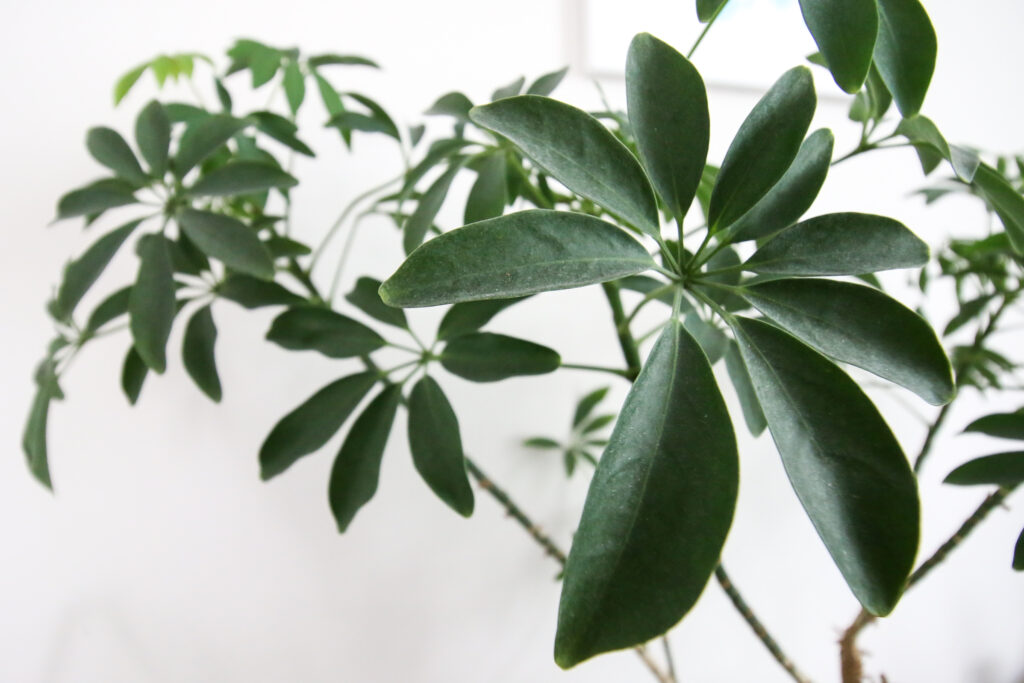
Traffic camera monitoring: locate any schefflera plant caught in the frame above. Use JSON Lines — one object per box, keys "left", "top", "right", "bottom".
{"left": 380, "top": 33, "right": 955, "bottom": 666}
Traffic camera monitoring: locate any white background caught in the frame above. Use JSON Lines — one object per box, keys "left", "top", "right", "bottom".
{"left": 2, "top": 1, "right": 1023, "bottom": 681}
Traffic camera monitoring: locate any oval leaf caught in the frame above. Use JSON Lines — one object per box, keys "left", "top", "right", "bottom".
{"left": 329, "top": 384, "right": 402, "bottom": 532}
{"left": 708, "top": 66, "right": 817, "bottom": 231}
{"left": 188, "top": 161, "right": 298, "bottom": 197}
{"left": 266, "top": 306, "right": 386, "bottom": 358}
{"left": 57, "top": 179, "right": 138, "bottom": 220}
{"left": 53, "top": 219, "right": 141, "bottom": 320}
{"left": 798, "top": 0, "right": 878, "bottom": 93}
{"left": 470, "top": 96, "right": 659, "bottom": 237}
{"left": 963, "top": 412, "right": 1024, "bottom": 441}
{"left": 873, "top": 0, "right": 936, "bottom": 117}
{"left": 407, "top": 376, "right": 475, "bottom": 517}
{"left": 973, "top": 164, "right": 1024, "bottom": 254}
{"left": 404, "top": 162, "right": 462, "bottom": 254}
{"left": 555, "top": 321, "right": 738, "bottom": 667}
{"left": 436, "top": 296, "right": 528, "bottom": 341}
{"left": 944, "top": 452, "right": 1024, "bottom": 489}
{"left": 741, "top": 279, "right": 953, "bottom": 405}
{"left": 129, "top": 234, "right": 176, "bottom": 373}
{"left": 724, "top": 340, "right": 767, "bottom": 436}
{"left": 744, "top": 212, "right": 928, "bottom": 276}
{"left": 1014, "top": 528, "right": 1024, "bottom": 571}
{"left": 182, "top": 305, "right": 222, "bottom": 402}
{"left": 696, "top": 0, "right": 728, "bottom": 21}
{"left": 346, "top": 277, "right": 408, "bottom": 329}
{"left": 441, "top": 332, "right": 560, "bottom": 382}
{"left": 625, "top": 33, "right": 709, "bottom": 221}
{"left": 217, "top": 274, "right": 305, "bottom": 309}
{"left": 260, "top": 371, "right": 378, "bottom": 480}
{"left": 464, "top": 153, "right": 509, "bottom": 224}
{"left": 380, "top": 210, "right": 654, "bottom": 308}
{"left": 526, "top": 66, "right": 569, "bottom": 96}
{"left": 135, "top": 100, "right": 171, "bottom": 177}
{"left": 175, "top": 114, "right": 248, "bottom": 177}
{"left": 730, "top": 316, "right": 918, "bottom": 615}
{"left": 121, "top": 346, "right": 148, "bottom": 405}
{"left": 726, "top": 129, "right": 834, "bottom": 243}
{"left": 86, "top": 127, "right": 148, "bottom": 185}
{"left": 177, "top": 208, "right": 274, "bottom": 280}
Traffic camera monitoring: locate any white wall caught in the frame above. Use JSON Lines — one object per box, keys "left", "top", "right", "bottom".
{"left": 2, "top": 1, "right": 1023, "bottom": 682}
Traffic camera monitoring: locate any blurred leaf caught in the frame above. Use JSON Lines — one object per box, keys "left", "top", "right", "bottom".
{"left": 408, "top": 376, "right": 475, "bottom": 516}
{"left": 441, "top": 332, "right": 560, "bottom": 382}
{"left": 135, "top": 100, "right": 171, "bottom": 177}
{"left": 175, "top": 115, "right": 248, "bottom": 177}
{"left": 492, "top": 77, "right": 525, "bottom": 102}
{"left": 177, "top": 209, "right": 275, "bottom": 280}
{"left": 696, "top": 0, "right": 728, "bottom": 21}
{"left": 973, "top": 164, "right": 1024, "bottom": 253}
{"left": 189, "top": 161, "right": 297, "bottom": 197}
{"left": 114, "top": 62, "right": 148, "bottom": 105}
{"left": 426, "top": 92, "right": 474, "bottom": 121}
{"left": 86, "top": 126, "right": 149, "bottom": 186}
{"left": 403, "top": 162, "right": 463, "bottom": 254}
{"left": 964, "top": 412, "right": 1024, "bottom": 441}
{"left": 527, "top": 66, "right": 569, "bottom": 96}
{"left": 944, "top": 452, "right": 1024, "bottom": 488}
{"left": 85, "top": 286, "right": 132, "bottom": 332}
{"left": 283, "top": 61, "right": 305, "bottom": 115}
{"left": 308, "top": 54, "right": 379, "bottom": 69}
{"left": 266, "top": 306, "right": 386, "bottom": 358}
{"left": 724, "top": 340, "right": 767, "bottom": 436}
{"left": 437, "top": 296, "right": 528, "bottom": 341}
{"left": 251, "top": 111, "right": 316, "bottom": 157}
{"left": 217, "top": 274, "right": 305, "bottom": 309}
{"left": 1014, "top": 528, "right": 1024, "bottom": 571}
{"left": 121, "top": 346, "right": 148, "bottom": 405}
{"left": 573, "top": 387, "right": 610, "bottom": 428}
{"left": 129, "top": 234, "right": 176, "bottom": 373}
{"left": 896, "top": 115, "right": 979, "bottom": 182}
{"left": 56, "top": 178, "right": 137, "bottom": 219}
{"left": 581, "top": 414, "right": 615, "bottom": 435}
{"left": 943, "top": 294, "right": 995, "bottom": 336}
{"left": 345, "top": 277, "right": 408, "bottom": 329}
{"left": 182, "top": 305, "right": 222, "bottom": 402}
{"left": 524, "top": 437, "right": 561, "bottom": 450}
{"left": 52, "top": 219, "right": 140, "bottom": 320}
{"left": 464, "top": 153, "right": 508, "bottom": 224}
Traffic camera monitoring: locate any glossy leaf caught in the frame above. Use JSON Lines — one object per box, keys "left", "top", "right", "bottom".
{"left": 709, "top": 67, "right": 816, "bottom": 231}
{"left": 798, "top": 0, "right": 877, "bottom": 92}
{"left": 121, "top": 346, "right": 148, "bottom": 405}
{"left": 964, "top": 412, "right": 1024, "bottom": 441}
{"left": 470, "top": 96, "right": 659, "bottom": 237}
{"left": 182, "top": 305, "right": 222, "bottom": 402}
{"left": 404, "top": 163, "right": 462, "bottom": 254}
{"left": 441, "top": 332, "right": 559, "bottom": 382}
{"left": 972, "top": 164, "right": 1024, "bottom": 253}
{"left": 329, "top": 385, "right": 402, "bottom": 532}
{"left": 730, "top": 316, "right": 918, "bottom": 615}
{"left": 177, "top": 209, "right": 275, "bottom": 280}
{"left": 1014, "top": 528, "right": 1024, "bottom": 571}
{"left": 555, "top": 321, "right": 737, "bottom": 667}
{"left": 129, "top": 235, "right": 176, "bottom": 373}
{"left": 464, "top": 153, "right": 508, "bottom": 224}
{"left": 873, "top": 0, "right": 936, "bottom": 117}
{"left": 944, "top": 452, "right": 1024, "bottom": 488}
{"left": 135, "top": 101, "right": 171, "bottom": 177}
{"left": 266, "top": 306, "right": 386, "bottom": 358}
{"left": 260, "top": 371, "right": 378, "bottom": 480}
{"left": 724, "top": 340, "right": 767, "bottom": 436}
{"left": 744, "top": 213, "right": 928, "bottom": 276}
{"left": 436, "top": 297, "right": 527, "bottom": 341}
{"left": 407, "top": 376, "right": 475, "bottom": 517}
{"left": 573, "top": 387, "right": 609, "bottom": 428}
{"left": 53, "top": 219, "right": 140, "bottom": 320}
{"left": 625, "top": 33, "right": 709, "bottom": 221}
{"left": 175, "top": 115, "right": 248, "bottom": 177}
{"left": 189, "top": 161, "right": 297, "bottom": 197}
{"left": 217, "top": 274, "right": 305, "bottom": 309}
{"left": 86, "top": 127, "right": 148, "bottom": 185}
{"left": 741, "top": 279, "right": 953, "bottom": 405}
{"left": 526, "top": 66, "right": 569, "bottom": 96}
{"left": 345, "top": 277, "right": 408, "bottom": 329}
{"left": 696, "top": 0, "right": 728, "bottom": 21}
{"left": 380, "top": 210, "right": 654, "bottom": 308}
{"left": 727, "top": 129, "right": 834, "bottom": 243}
{"left": 56, "top": 179, "right": 137, "bottom": 219}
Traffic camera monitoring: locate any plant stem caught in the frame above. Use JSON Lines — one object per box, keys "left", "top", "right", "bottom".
{"left": 715, "top": 565, "right": 813, "bottom": 683}
{"left": 838, "top": 486, "right": 1012, "bottom": 683}
{"left": 602, "top": 281, "right": 642, "bottom": 380}
{"left": 688, "top": 0, "right": 730, "bottom": 59}
{"left": 561, "top": 363, "right": 633, "bottom": 379}
{"left": 310, "top": 173, "right": 403, "bottom": 271}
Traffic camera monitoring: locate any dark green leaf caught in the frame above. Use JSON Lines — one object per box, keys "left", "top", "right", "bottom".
{"left": 492, "top": 77, "right": 525, "bottom": 102}
{"left": 724, "top": 340, "right": 767, "bottom": 436}
{"left": 251, "top": 111, "right": 316, "bottom": 157}
{"left": 873, "top": 0, "right": 936, "bottom": 117}
{"left": 260, "top": 371, "right": 378, "bottom": 480}
{"left": 696, "top": 0, "right": 728, "bottom": 21}
{"left": 23, "top": 379, "right": 57, "bottom": 489}
{"left": 265, "top": 236, "right": 312, "bottom": 258}
{"left": 526, "top": 66, "right": 569, "bottom": 96}
{"left": 741, "top": 279, "right": 953, "bottom": 405}
{"left": 53, "top": 219, "right": 140, "bottom": 320}
{"left": 943, "top": 294, "right": 994, "bottom": 337}
{"left": 182, "top": 305, "right": 221, "bottom": 402}
{"left": 581, "top": 414, "right": 615, "bottom": 434}
{"left": 464, "top": 153, "right": 508, "bottom": 224}
{"left": 555, "top": 321, "right": 737, "bottom": 667}
{"left": 129, "top": 234, "right": 176, "bottom": 373}
{"left": 308, "top": 54, "right": 379, "bottom": 69}
{"left": 85, "top": 286, "right": 132, "bottom": 332}
{"left": 618, "top": 275, "right": 677, "bottom": 307}
{"left": 344, "top": 92, "right": 400, "bottom": 141}
{"left": 215, "top": 78, "right": 232, "bottom": 112}
{"left": 798, "top": 0, "right": 877, "bottom": 92}
{"left": 573, "top": 387, "right": 609, "bottom": 427}
{"left": 408, "top": 376, "right": 475, "bottom": 517}
{"left": 441, "top": 332, "right": 559, "bottom": 382}
{"left": 744, "top": 212, "right": 928, "bottom": 276}
{"left": 135, "top": 101, "right": 171, "bottom": 177}
{"left": 709, "top": 67, "right": 817, "bottom": 231}
{"left": 189, "top": 161, "right": 297, "bottom": 197}
{"left": 973, "top": 164, "right": 1024, "bottom": 253}
{"left": 164, "top": 102, "right": 209, "bottom": 125}
{"left": 730, "top": 316, "right": 918, "bottom": 615}
{"left": 177, "top": 209, "right": 275, "bottom": 280}
{"left": 436, "top": 296, "right": 528, "bottom": 340}
{"left": 121, "top": 346, "right": 148, "bottom": 405}
{"left": 327, "top": 111, "right": 399, "bottom": 140}
{"left": 380, "top": 210, "right": 655, "bottom": 308}
{"left": 470, "top": 96, "right": 659, "bottom": 237}
{"left": 401, "top": 139, "right": 478, "bottom": 196}
{"left": 346, "top": 277, "right": 408, "bottom": 329}
{"left": 524, "top": 437, "right": 561, "bottom": 450}
{"left": 1014, "top": 527, "right": 1024, "bottom": 571}
{"left": 964, "top": 412, "right": 1024, "bottom": 441}
{"left": 283, "top": 61, "right": 305, "bottom": 115}
{"left": 682, "top": 313, "right": 728, "bottom": 364}
{"left": 217, "top": 274, "right": 305, "bottom": 309}
{"left": 403, "top": 162, "right": 462, "bottom": 254}
{"left": 56, "top": 179, "right": 137, "bottom": 219}
{"left": 175, "top": 115, "right": 248, "bottom": 177}
{"left": 114, "top": 63, "right": 148, "bottom": 105}
{"left": 896, "top": 115, "right": 979, "bottom": 182}
{"left": 944, "top": 452, "right": 1024, "bottom": 488}
{"left": 266, "top": 306, "right": 386, "bottom": 358}
{"left": 329, "top": 384, "right": 402, "bottom": 531}
{"left": 727, "top": 129, "right": 834, "bottom": 242}
{"left": 426, "top": 92, "right": 474, "bottom": 121}
{"left": 625, "top": 33, "right": 709, "bottom": 221}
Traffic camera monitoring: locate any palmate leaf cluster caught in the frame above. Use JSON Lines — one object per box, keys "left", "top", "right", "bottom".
{"left": 23, "top": 0, "right": 1024, "bottom": 677}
